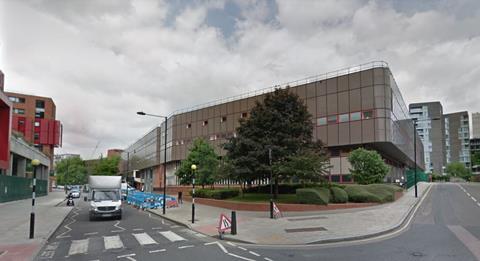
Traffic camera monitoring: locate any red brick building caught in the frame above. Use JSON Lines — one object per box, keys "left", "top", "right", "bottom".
{"left": 4, "top": 91, "right": 62, "bottom": 168}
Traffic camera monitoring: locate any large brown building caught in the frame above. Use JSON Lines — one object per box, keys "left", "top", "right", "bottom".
{"left": 5, "top": 92, "right": 62, "bottom": 169}
{"left": 122, "top": 61, "right": 424, "bottom": 191}
{"left": 444, "top": 111, "right": 470, "bottom": 168}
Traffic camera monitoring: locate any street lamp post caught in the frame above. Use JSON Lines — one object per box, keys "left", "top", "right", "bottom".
{"left": 191, "top": 164, "right": 197, "bottom": 224}
{"left": 137, "top": 111, "right": 168, "bottom": 215}
{"left": 30, "top": 159, "right": 40, "bottom": 239}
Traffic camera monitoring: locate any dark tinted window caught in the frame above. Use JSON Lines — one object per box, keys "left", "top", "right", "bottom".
{"left": 36, "top": 100, "right": 45, "bottom": 108}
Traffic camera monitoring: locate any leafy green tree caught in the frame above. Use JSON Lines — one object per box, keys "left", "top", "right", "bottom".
{"left": 471, "top": 152, "right": 480, "bottom": 166}
{"left": 175, "top": 138, "right": 220, "bottom": 188}
{"left": 225, "top": 88, "right": 328, "bottom": 198}
{"left": 93, "top": 155, "right": 121, "bottom": 176}
{"left": 348, "top": 148, "right": 390, "bottom": 184}
{"left": 56, "top": 157, "right": 88, "bottom": 185}
{"left": 445, "top": 162, "right": 472, "bottom": 181}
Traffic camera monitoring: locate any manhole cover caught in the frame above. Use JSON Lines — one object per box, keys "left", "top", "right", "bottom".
{"left": 285, "top": 227, "right": 327, "bottom": 233}
{"left": 411, "top": 252, "right": 425, "bottom": 257}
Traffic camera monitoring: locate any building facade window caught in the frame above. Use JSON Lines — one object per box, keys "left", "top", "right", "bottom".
{"left": 8, "top": 96, "right": 25, "bottom": 103}
{"left": 13, "top": 108, "right": 25, "bottom": 115}
{"left": 35, "top": 111, "right": 45, "bottom": 118}
{"left": 221, "top": 116, "right": 227, "bottom": 122}
{"left": 328, "top": 115, "right": 337, "bottom": 124}
{"left": 241, "top": 112, "right": 248, "bottom": 118}
{"left": 186, "top": 123, "right": 191, "bottom": 129}
{"left": 34, "top": 121, "right": 40, "bottom": 127}
{"left": 350, "top": 112, "right": 361, "bottom": 121}
{"left": 209, "top": 135, "right": 217, "bottom": 141}
{"left": 35, "top": 100, "right": 45, "bottom": 108}
{"left": 339, "top": 113, "right": 349, "bottom": 123}
{"left": 362, "top": 110, "right": 374, "bottom": 119}
{"left": 202, "top": 120, "right": 208, "bottom": 126}
{"left": 316, "top": 117, "right": 327, "bottom": 126}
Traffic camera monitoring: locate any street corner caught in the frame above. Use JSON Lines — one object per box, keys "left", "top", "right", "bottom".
{"left": 0, "top": 243, "right": 40, "bottom": 261}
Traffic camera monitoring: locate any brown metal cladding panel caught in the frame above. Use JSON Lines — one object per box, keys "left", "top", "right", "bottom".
{"left": 233, "top": 101, "right": 241, "bottom": 113}
{"left": 214, "top": 105, "right": 221, "bottom": 117}
{"left": 311, "top": 119, "right": 317, "bottom": 140}
{"left": 316, "top": 126, "right": 327, "bottom": 144}
{"left": 220, "top": 120, "right": 227, "bottom": 133}
{"left": 316, "top": 80, "right": 327, "bottom": 96}
{"left": 247, "top": 97, "right": 256, "bottom": 110}
{"left": 349, "top": 72, "right": 361, "bottom": 90}
{"left": 373, "top": 68, "right": 385, "bottom": 85}
{"left": 214, "top": 117, "right": 221, "bottom": 133}
{"left": 240, "top": 99, "right": 248, "bottom": 111}
{"left": 338, "top": 123, "right": 350, "bottom": 145}
{"left": 362, "top": 119, "right": 375, "bottom": 143}
{"left": 327, "top": 124, "right": 339, "bottom": 146}
{"left": 326, "top": 78, "right": 337, "bottom": 94}
{"left": 233, "top": 118, "right": 240, "bottom": 130}
{"left": 227, "top": 114, "right": 234, "bottom": 131}
{"left": 296, "top": 85, "right": 306, "bottom": 100}
{"left": 208, "top": 119, "right": 214, "bottom": 134}
{"left": 220, "top": 104, "right": 227, "bottom": 115}
{"left": 306, "top": 98, "right": 316, "bottom": 116}
{"left": 193, "top": 110, "right": 200, "bottom": 122}
{"left": 327, "top": 93, "right": 338, "bottom": 115}
{"left": 361, "top": 69, "right": 373, "bottom": 87}
{"left": 227, "top": 102, "right": 235, "bottom": 114}
{"left": 185, "top": 112, "right": 192, "bottom": 123}
{"left": 202, "top": 123, "right": 208, "bottom": 136}
{"left": 350, "top": 121, "right": 362, "bottom": 144}
{"left": 192, "top": 122, "right": 198, "bottom": 137}
{"left": 374, "top": 85, "right": 385, "bottom": 108}
{"left": 180, "top": 123, "right": 186, "bottom": 140}
{"left": 349, "top": 89, "right": 361, "bottom": 112}
{"left": 338, "top": 75, "right": 349, "bottom": 92}
{"left": 385, "top": 85, "right": 392, "bottom": 110}
{"left": 361, "top": 86, "right": 374, "bottom": 110}
{"left": 306, "top": 83, "right": 316, "bottom": 98}
{"left": 338, "top": 91, "right": 349, "bottom": 114}
{"left": 375, "top": 118, "right": 386, "bottom": 142}
{"left": 316, "top": 96, "right": 327, "bottom": 117}
{"left": 203, "top": 108, "right": 209, "bottom": 119}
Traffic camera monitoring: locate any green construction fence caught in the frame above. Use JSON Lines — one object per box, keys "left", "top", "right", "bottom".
{"left": 0, "top": 175, "right": 48, "bottom": 203}
{"left": 406, "top": 169, "right": 429, "bottom": 189}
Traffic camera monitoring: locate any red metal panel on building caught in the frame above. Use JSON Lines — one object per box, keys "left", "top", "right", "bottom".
{"left": 54, "top": 120, "right": 61, "bottom": 146}
{"left": 39, "top": 118, "right": 48, "bottom": 144}
{"left": 25, "top": 118, "right": 33, "bottom": 143}
{"left": 0, "top": 99, "right": 10, "bottom": 169}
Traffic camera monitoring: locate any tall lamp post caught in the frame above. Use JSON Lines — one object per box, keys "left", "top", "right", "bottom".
{"left": 412, "top": 117, "right": 440, "bottom": 198}
{"left": 30, "top": 159, "right": 40, "bottom": 239}
{"left": 137, "top": 111, "right": 168, "bottom": 215}
{"left": 191, "top": 164, "right": 197, "bottom": 224}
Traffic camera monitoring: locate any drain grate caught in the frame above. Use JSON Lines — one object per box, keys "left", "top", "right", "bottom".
{"left": 287, "top": 216, "right": 327, "bottom": 222}
{"left": 285, "top": 227, "right": 327, "bottom": 233}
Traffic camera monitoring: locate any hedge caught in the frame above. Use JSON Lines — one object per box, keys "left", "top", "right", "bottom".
{"left": 330, "top": 187, "right": 348, "bottom": 203}
{"left": 296, "top": 188, "right": 330, "bottom": 205}
{"left": 344, "top": 184, "right": 402, "bottom": 203}
{"left": 344, "top": 186, "right": 382, "bottom": 203}
{"left": 190, "top": 188, "right": 240, "bottom": 199}
{"left": 245, "top": 183, "right": 345, "bottom": 194}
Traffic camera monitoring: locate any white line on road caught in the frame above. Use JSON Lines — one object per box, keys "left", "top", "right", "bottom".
{"left": 126, "top": 257, "right": 136, "bottom": 261}
{"left": 471, "top": 197, "right": 477, "bottom": 202}
{"left": 159, "top": 231, "right": 186, "bottom": 242}
{"left": 57, "top": 208, "right": 80, "bottom": 239}
{"left": 114, "top": 221, "right": 126, "bottom": 232}
{"left": 228, "top": 253, "right": 255, "bottom": 261}
{"left": 84, "top": 232, "right": 98, "bottom": 236}
{"left": 467, "top": 193, "right": 471, "bottom": 197}
{"left": 68, "top": 239, "right": 89, "bottom": 256}
{"left": 152, "top": 227, "right": 163, "bottom": 230}
{"left": 178, "top": 245, "right": 195, "bottom": 249}
{"left": 477, "top": 203, "right": 480, "bottom": 207}
{"left": 104, "top": 235, "right": 124, "bottom": 249}
{"left": 149, "top": 249, "right": 166, "bottom": 253}
{"left": 132, "top": 228, "right": 144, "bottom": 231}
{"left": 447, "top": 225, "right": 480, "bottom": 260}
{"left": 227, "top": 242, "right": 237, "bottom": 247}
{"left": 238, "top": 247, "right": 247, "bottom": 251}
{"left": 133, "top": 233, "right": 157, "bottom": 245}
{"left": 264, "top": 258, "right": 274, "bottom": 261}
{"left": 205, "top": 241, "right": 228, "bottom": 253}
{"left": 249, "top": 251, "right": 260, "bottom": 257}
{"left": 117, "top": 253, "right": 136, "bottom": 258}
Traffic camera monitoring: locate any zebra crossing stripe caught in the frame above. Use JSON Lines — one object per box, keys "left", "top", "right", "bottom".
{"left": 159, "top": 231, "right": 186, "bottom": 242}
{"left": 104, "top": 235, "right": 124, "bottom": 249}
{"left": 133, "top": 233, "right": 157, "bottom": 245}
{"left": 68, "top": 239, "right": 89, "bottom": 256}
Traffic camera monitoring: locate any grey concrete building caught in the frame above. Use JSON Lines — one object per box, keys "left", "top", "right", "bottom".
{"left": 444, "top": 112, "right": 470, "bottom": 168}
{"left": 409, "top": 102, "right": 446, "bottom": 174}
{"left": 122, "top": 61, "right": 424, "bottom": 189}
{"left": 470, "top": 138, "right": 480, "bottom": 175}
{"left": 472, "top": 112, "right": 480, "bottom": 139}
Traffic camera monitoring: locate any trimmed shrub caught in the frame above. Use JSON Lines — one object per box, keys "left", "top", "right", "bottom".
{"left": 344, "top": 185, "right": 382, "bottom": 203}
{"left": 190, "top": 188, "right": 240, "bottom": 199}
{"left": 330, "top": 187, "right": 348, "bottom": 203}
{"left": 296, "top": 188, "right": 330, "bottom": 205}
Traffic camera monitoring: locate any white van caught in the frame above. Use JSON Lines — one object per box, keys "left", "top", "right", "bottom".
{"left": 86, "top": 176, "right": 122, "bottom": 221}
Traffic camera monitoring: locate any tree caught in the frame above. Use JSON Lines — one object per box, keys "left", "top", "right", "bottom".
{"left": 348, "top": 148, "right": 390, "bottom": 184}
{"left": 93, "top": 155, "right": 120, "bottom": 176}
{"left": 445, "top": 162, "right": 472, "bottom": 181}
{"left": 175, "top": 138, "right": 220, "bottom": 188}
{"left": 471, "top": 152, "right": 480, "bottom": 166}
{"left": 55, "top": 157, "right": 88, "bottom": 185}
{"left": 225, "top": 88, "right": 329, "bottom": 198}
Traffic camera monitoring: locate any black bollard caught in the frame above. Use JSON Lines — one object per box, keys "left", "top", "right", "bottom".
{"left": 270, "top": 199, "right": 274, "bottom": 219}
{"left": 231, "top": 211, "right": 237, "bottom": 235}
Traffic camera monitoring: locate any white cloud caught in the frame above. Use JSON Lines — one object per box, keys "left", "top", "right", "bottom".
{"left": 1, "top": 0, "right": 479, "bottom": 158}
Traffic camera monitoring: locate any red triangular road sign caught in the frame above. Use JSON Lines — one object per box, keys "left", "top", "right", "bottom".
{"left": 218, "top": 213, "right": 232, "bottom": 232}
{"left": 273, "top": 202, "right": 282, "bottom": 218}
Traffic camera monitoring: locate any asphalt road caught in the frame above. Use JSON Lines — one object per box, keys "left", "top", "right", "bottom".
{"left": 36, "top": 183, "right": 480, "bottom": 261}
{"left": 35, "top": 198, "right": 276, "bottom": 261}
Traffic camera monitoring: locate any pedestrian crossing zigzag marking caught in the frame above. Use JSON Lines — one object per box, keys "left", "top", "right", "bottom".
{"left": 57, "top": 207, "right": 81, "bottom": 239}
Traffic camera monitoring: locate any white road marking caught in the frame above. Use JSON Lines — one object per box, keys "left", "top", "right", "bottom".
{"left": 264, "top": 258, "right": 274, "bottom": 261}
{"left": 477, "top": 203, "right": 480, "bottom": 207}
{"left": 159, "top": 231, "right": 186, "bottom": 242}
{"left": 152, "top": 227, "right": 163, "bottom": 230}
{"left": 68, "top": 239, "right": 89, "bottom": 256}
{"left": 149, "top": 249, "right": 166, "bottom": 253}
{"left": 126, "top": 257, "right": 136, "bottom": 261}
{"left": 471, "top": 197, "right": 477, "bottom": 202}
{"left": 104, "top": 235, "right": 124, "bottom": 249}
{"left": 227, "top": 242, "right": 237, "bottom": 247}
{"left": 133, "top": 233, "right": 157, "bottom": 245}
{"left": 238, "top": 246, "right": 247, "bottom": 251}
{"left": 447, "top": 225, "right": 480, "bottom": 260}
{"left": 84, "top": 232, "right": 98, "bottom": 236}
{"left": 205, "top": 241, "right": 228, "bottom": 254}
{"left": 57, "top": 208, "right": 80, "bottom": 239}
{"left": 467, "top": 193, "right": 471, "bottom": 197}
{"left": 228, "top": 253, "right": 256, "bottom": 261}
{"left": 249, "top": 251, "right": 260, "bottom": 257}
{"left": 132, "top": 228, "right": 144, "bottom": 231}
{"left": 117, "top": 253, "right": 136, "bottom": 258}
{"left": 170, "top": 225, "right": 181, "bottom": 228}
{"left": 178, "top": 245, "right": 195, "bottom": 249}
{"left": 114, "top": 221, "right": 126, "bottom": 231}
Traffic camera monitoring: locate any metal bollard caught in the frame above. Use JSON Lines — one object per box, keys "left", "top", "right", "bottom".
{"left": 270, "top": 199, "right": 274, "bottom": 219}
{"left": 231, "top": 211, "right": 237, "bottom": 235}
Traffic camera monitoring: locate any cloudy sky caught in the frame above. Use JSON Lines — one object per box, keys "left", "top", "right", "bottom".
{"left": 1, "top": 0, "right": 479, "bottom": 159}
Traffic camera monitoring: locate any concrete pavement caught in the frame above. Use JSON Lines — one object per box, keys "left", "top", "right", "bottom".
{"left": 148, "top": 182, "right": 432, "bottom": 245}
{"left": 0, "top": 190, "right": 72, "bottom": 261}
